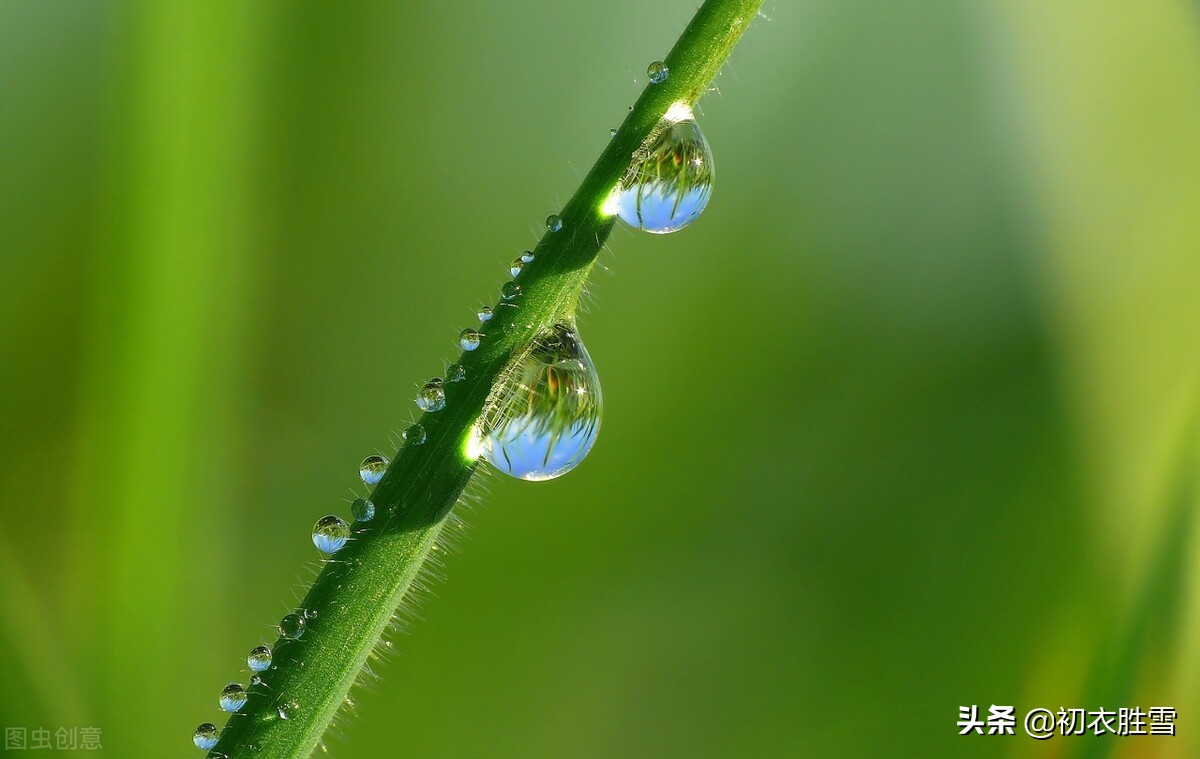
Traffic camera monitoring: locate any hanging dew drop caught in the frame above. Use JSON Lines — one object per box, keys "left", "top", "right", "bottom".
{"left": 509, "top": 257, "right": 525, "bottom": 278}
{"left": 500, "top": 281, "right": 522, "bottom": 301}
{"left": 416, "top": 380, "right": 446, "bottom": 411}
{"left": 358, "top": 455, "right": 387, "bottom": 485}
{"left": 477, "top": 306, "right": 493, "bottom": 322}
{"left": 607, "top": 103, "right": 714, "bottom": 234}
{"left": 312, "top": 515, "right": 350, "bottom": 553}
{"left": 472, "top": 321, "right": 602, "bottom": 481}
{"left": 193, "top": 723, "right": 218, "bottom": 750}
{"left": 351, "top": 497, "right": 376, "bottom": 521}
{"left": 647, "top": 60, "right": 669, "bottom": 83}
{"left": 219, "top": 684, "right": 248, "bottom": 713}
{"left": 545, "top": 214, "right": 562, "bottom": 232}
{"left": 248, "top": 645, "right": 272, "bottom": 672}
{"left": 279, "top": 613, "right": 306, "bottom": 640}
{"left": 459, "top": 328, "right": 482, "bottom": 351}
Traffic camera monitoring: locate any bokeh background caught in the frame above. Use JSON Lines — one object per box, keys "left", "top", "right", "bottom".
{"left": 3, "top": 1, "right": 1199, "bottom": 757}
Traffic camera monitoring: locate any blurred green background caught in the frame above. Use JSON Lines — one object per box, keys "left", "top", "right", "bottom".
{"left": 2, "top": 1, "right": 1199, "bottom": 757}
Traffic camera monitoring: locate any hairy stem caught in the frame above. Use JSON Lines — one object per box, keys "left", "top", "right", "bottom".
{"left": 210, "top": 1, "right": 763, "bottom": 755}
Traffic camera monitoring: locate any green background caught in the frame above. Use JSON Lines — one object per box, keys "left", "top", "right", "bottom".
{"left": 2, "top": 1, "right": 1199, "bottom": 757}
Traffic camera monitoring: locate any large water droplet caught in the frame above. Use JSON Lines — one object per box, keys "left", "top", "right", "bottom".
{"left": 219, "top": 684, "right": 247, "bottom": 713}
{"left": 473, "top": 321, "right": 602, "bottom": 481}
{"left": 248, "top": 645, "right": 272, "bottom": 672}
{"left": 351, "top": 497, "right": 376, "bottom": 521}
{"left": 358, "top": 455, "right": 387, "bottom": 485}
{"left": 545, "top": 214, "right": 562, "bottom": 232}
{"left": 193, "top": 723, "right": 219, "bottom": 750}
{"left": 312, "top": 515, "right": 350, "bottom": 553}
{"left": 647, "top": 60, "right": 669, "bottom": 83}
{"left": 279, "top": 613, "right": 306, "bottom": 640}
{"left": 608, "top": 104, "right": 713, "bottom": 233}
{"left": 459, "top": 328, "right": 482, "bottom": 351}
{"left": 416, "top": 380, "right": 446, "bottom": 412}
{"left": 501, "top": 281, "right": 522, "bottom": 301}
{"left": 405, "top": 423, "right": 428, "bottom": 445}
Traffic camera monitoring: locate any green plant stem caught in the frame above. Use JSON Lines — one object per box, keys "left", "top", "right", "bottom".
{"left": 211, "top": 1, "right": 763, "bottom": 755}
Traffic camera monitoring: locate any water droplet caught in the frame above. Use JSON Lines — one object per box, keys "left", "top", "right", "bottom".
{"left": 610, "top": 128, "right": 617, "bottom": 138}
{"left": 446, "top": 364, "right": 467, "bottom": 382}
{"left": 509, "top": 257, "right": 525, "bottom": 278}
{"left": 279, "top": 613, "right": 306, "bottom": 640}
{"left": 193, "top": 723, "right": 219, "bottom": 750}
{"left": 248, "top": 645, "right": 272, "bottom": 672}
{"left": 521, "top": 251, "right": 535, "bottom": 263}
{"left": 477, "top": 306, "right": 493, "bottom": 322}
{"left": 608, "top": 104, "right": 713, "bottom": 233}
{"left": 277, "top": 701, "right": 298, "bottom": 720}
{"left": 500, "top": 281, "right": 522, "bottom": 301}
{"left": 358, "top": 455, "right": 388, "bottom": 485}
{"left": 351, "top": 497, "right": 376, "bottom": 521}
{"left": 647, "top": 61, "right": 669, "bottom": 83}
{"left": 304, "top": 608, "right": 317, "bottom": 619}
{"left": 312, "top": 515, "right": 350, "bottom": 553}
{"left": 459, "top": 328, "right": 482, "bottom": 351}
{"left": 219, "top": 683, "right": 247, "bottom": 713}
{"left": 473, "top": 321, "right": 602, "bottom": 481}
{"left": 545, "top": 214, "right": 562, "bottom": 232}
{"left": 250, "top": 675, "right": 263, "bottom": 687}
{"left": 416, "top": 381, "right": 446, "bottom": 412}
{"left": 403, "top": 424, "right": 427, "bottom": 447}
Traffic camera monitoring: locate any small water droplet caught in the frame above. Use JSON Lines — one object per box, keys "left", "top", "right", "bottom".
{"left": 304, "top": 608, "right": 317, "bottom": 619}
{"left": 351, "top": 497, "right": 376, "bottom": 522}
{"left": 358, "top": 455, "right": 388, "bottom": 485}
{"left": 277, "top": 701, "right": 299, "bottom": 720}
{"left": 459, "top": 328, "right": 482, "bottom": 351}
{"left": 545, "top": 214, "right": 562, "bottom": 232}
{"left": 403, "top": 424, "right": 427, "bottom": 447}
{"left": 248, "top": 645, "right": 272, "bottom": 672}
{"left": 521, "top": 251, "right": 535, "bottom": 263}
{"left": 250, "top": 675, "right": 263, "bottom": 687}
{"left": 509, "top": 257, "right": 525, "bottom": 278}
{"left": 219, "top": 683, "right": 247, "bottom": 713}
{"left": 312, "top": 515, "right": 350, "bottom": 553}
{"left": 609, "top": 104, "right": 713, "bottom": 233}
{"left": 500, "top": 281, "right": 522, "bottom": 301}
{"left": 647, "top": 61, "right": 669, "bottom": 83}
{"left": 609, "top": 128, "right": 617, "bottom": 138}
{"left": 279, "top": 613, "right": 306, "bottom": 640}
{"left": 416, "top": 380, "right": 447, "bottom": 412}
{"left": 477, "top": 306, "right": 493, "bottom": 322}
{"left": 193, "top": 723, "right": 218, "bottom": 750}
{"left": 446, "top": 364, "right": 467, "bottom": 382}
{"left": 472, "top": 321, "right": 602, "bottom": 481}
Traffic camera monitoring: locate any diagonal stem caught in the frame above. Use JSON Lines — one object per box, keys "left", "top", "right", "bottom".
{"left": 210, "top": 1, "right": 764, "bottom": 755}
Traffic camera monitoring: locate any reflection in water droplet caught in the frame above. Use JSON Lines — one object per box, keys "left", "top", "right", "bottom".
{"left": 520, "top": 251, "right": 535, "bottom": 263}
{"left": 647, "top": 60, "right": 669, "bottom": 83}
{"left": 477, "top": 306, "right": 493, "bottom": 322}
{"left": 416, "top": 381, "right": 446, "bottom": 412}
{"left": 193, "top": 723, "right": 219, "bottom": 750}
{"left": 279, "top": 613, "right": 306, "bottom": 640}
{"left": 219, "top": 684, "right": 248, "bottom": 712}
{"left": 446, "top": 364, "right": 467, "bottom": 383}
{"left": 501, "top": 281, "right": 522, "bottom": 301}
{"left": 352, "top": 497, "right": 376, "bottom": 521}
{"left": 607, "top": 103, "right": 713, "bottom": 234}
{"left": 509, "top": 257, "right": 525, "bottom": 278}
{"left": 358, "top": 455, "right": 388, "bottom": 485}
{"left": 312, "top": 515, "right": 350, "bottom": 553}
{"left": 545, "top": 214, "right": 562, "bottom": 232}
{"left": 248, "top": 646, "right": 272, "bottom": 672}
{"left": 459, "top": 328, "right": 482, "bottom": 351}
{"left": 472, "top": 321, "right": 602, "bottom": 481}
{"left": 404, "top": 423, "right": 427, "bottom": 445}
